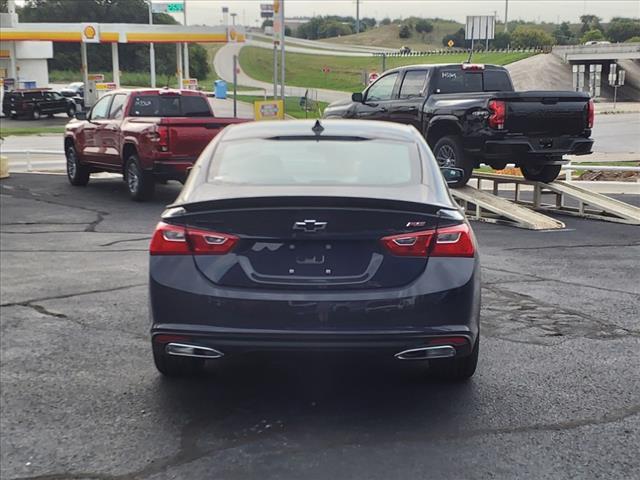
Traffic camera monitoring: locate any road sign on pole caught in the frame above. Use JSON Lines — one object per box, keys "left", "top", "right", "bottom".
{"left": 151, "top": 1, "right": 184, "bottom": 13}
{"left": 465, "top": 15, "right": 495, "bottom": 41}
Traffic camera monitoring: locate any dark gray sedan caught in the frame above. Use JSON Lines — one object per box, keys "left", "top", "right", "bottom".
{"left": 148, "top": 119, "right": 480, "bottom": 380}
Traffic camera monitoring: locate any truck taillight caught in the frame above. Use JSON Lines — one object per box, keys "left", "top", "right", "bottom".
{"left": 587, "top": 99, "right": 595, "bottom": 129}
{"left": 488, "top": 100, "right": 506, "bottom": 130}
{"left": 153, "top": 125, "right": 170, "bottom": 152}
{"left": 149, "top": 222, "right": 238, "bottom": 255}
{"left": 380, "top": 224, "right": 475, "bottom": 258}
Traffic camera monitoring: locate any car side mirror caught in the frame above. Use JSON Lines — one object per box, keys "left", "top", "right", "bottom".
{"left": 351, "top": 92, "right": 364, "bottom": 103}
{"left": 441, "top": 167, "right": 465, "bottom": 185}
{"left": 75, "top": 111, "right": 87, "bottom": 120}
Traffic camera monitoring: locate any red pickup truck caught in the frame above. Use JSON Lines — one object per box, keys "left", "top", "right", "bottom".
{"left": 64, "top": 88, "right": 248, "bottom": 201}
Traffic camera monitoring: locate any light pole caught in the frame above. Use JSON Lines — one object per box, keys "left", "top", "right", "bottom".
{"left": 145, "top": 0, "right": 156, "bottom": 88}
{"left": 231, "top": 13, "right": 237, "bottom": 26}
{"left": 504, "top": 0, "right": 509, "bottom": 32}
{"left": 183, "top": 0, "right": 189, "bottom": 80}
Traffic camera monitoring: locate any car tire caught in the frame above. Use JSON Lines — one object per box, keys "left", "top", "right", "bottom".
{"left": 66, "top": 144, "right": 90, "bottom": 186}
{"left": 125, "top": 154, "right": 155, "bottom": 201}
{"left": 521, "top": 164, "right": 562, "bottom": 183}
{"left": 67, "top": 104, "right": 76, "bottom": 118}
{"left": 31, "top": 107, "right": 41, "bottom": 120}
{"left": 152, "top": 342, "right": 204, "bottom": 377}
{"left": 433, "top": 135, "right": 474, "bottom": 188}
{"left": 428, "top": 336, "right": 479, "bottom": 382}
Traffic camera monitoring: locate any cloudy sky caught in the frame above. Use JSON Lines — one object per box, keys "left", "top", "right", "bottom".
{"left": 177, "top": 0, "right": 639, "bottom": 27}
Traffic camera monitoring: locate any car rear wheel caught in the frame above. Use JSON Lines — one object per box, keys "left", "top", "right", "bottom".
{"left": 521, "top": 164, "right": 562, "bottom": 183}
{"left": 433, "top": 135, "right": 473, "bottom": 188}
{"left": 31, "top": 107, "right": 41, "bottom": 120}
{"left": 67, "top": 104, "right": 76, "bottom": 118}
{"left": 152, "top": 342, "right": 204, "bottom": 377}
{"left": 125, "top": 155, "right": 155, "bottom": 201}
{"left": 428, "top": 336, "right": 479, "bottom": 381}
{"left": 66, "top": 144, "right": 90, "bottom": 186}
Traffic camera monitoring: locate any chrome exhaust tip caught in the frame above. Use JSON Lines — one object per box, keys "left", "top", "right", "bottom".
{"left": 165, "top": 343, "right": 224, "bottom": 359}
{"left": 394, "top": 345, "right": 456, "bottom": 360}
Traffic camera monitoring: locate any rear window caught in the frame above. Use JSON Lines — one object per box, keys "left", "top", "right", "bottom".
{"left": 435, "top": 69, "right": 512, "bottom": 93}
{"left": 129, "top": 95, "right": 211, "bottom": 117}
{"left": 208, "top": 139, "right": 420, "bottom": 186}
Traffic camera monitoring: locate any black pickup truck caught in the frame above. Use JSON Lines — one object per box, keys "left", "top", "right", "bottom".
{"left": 323, "top": 63, "right": 594, "bottom": 186}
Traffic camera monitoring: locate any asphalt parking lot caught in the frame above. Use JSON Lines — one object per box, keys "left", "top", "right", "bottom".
{"left": 1, "top": 173, "right": 639, "bottom": 480}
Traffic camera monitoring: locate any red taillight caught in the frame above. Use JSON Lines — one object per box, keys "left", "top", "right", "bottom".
{"left": 153, "top": 125, "right": 170, "bottom": 152}
{"left": 381, "top": 230, "right": 435, "bottom": 257}
{"left": 431, "top": 224, "right": 476, "bottom": 258}
{"left": 149, "top": 222, "right": 238, "bottom": 256}
{"left": 488, "top": 100, "right": 506, "bottom": 130}
{"left": 587, "top": 99, "right": 595, "bottom": 129}
{"left": 381, "top": 224, "right": 475, "bottom": 258}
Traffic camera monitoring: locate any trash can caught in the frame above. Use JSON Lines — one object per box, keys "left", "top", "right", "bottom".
{"left": 214, "top": 80, "right": 227, "bottom": 99}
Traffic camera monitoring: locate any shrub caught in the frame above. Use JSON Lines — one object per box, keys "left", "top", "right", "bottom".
{"left": 399, "top": 24, "right": 412, "bottom": 39}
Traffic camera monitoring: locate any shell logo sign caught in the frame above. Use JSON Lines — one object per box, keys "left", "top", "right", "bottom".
{"left": 229, "top": 28, "right": 237, "bottom": 41}
{"left": 81, "top": 23, "right": 100, "bottom": 43}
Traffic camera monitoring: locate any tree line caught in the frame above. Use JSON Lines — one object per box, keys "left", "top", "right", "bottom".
{"left": 440, "top": 16, "right": 639, "bottom": 49}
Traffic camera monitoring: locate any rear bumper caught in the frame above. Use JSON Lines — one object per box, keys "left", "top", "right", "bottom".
{"left": 149, "top": 256, "right": 481, "bottom": 355}
{"left": 151, "top": 327, "right": 476, "bottom": 357}
{"left": 475, "top": 135, "right": 593, "bottom": 160}
{"left": 152, "top": 160, "right": 194, "bottom": 180}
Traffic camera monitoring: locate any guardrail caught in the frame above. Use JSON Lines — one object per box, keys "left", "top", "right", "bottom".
{"left": 0, "top": 149, "right": 65, "bottom": 172}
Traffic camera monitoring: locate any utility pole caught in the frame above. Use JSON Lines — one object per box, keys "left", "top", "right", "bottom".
{"left": 146, "top": 1, "right": 156, "bottom": 88}
{"left": 183, "top": 0, "right": 189, "bottom": 80}
{"left": 280, "top": 0, "right": 285, "bottom": 105}
{"left": 356, "top": 0, "right": 360, "bottom": 34}
{"left": 504, "top": 0, "right": 509, "bottom": 32}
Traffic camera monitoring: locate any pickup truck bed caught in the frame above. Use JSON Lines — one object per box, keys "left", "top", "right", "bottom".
{"left": 323, "top": 63, "right": 594, "bottom": 186}
{"left": 64, "top": 89, "right": 249, "bottom": 201}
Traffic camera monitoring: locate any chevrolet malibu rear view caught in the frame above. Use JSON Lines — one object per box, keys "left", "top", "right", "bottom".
{"left": 148, "top": 120, "right": 481, "bottom": 381}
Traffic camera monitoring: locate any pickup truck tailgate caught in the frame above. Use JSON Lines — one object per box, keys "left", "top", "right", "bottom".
{"left": 160, "top": 117, "right": 246, "bottom": 159}
{"left": 499, "top": 92, "right": 590, "bottom": 136}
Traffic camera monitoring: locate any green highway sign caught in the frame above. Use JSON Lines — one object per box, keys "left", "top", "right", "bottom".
{"left": 167, "top": 2, "right": 184, "bottom": 13}
{"left": 151, "top": 1, "right": 184, "bottom": 13}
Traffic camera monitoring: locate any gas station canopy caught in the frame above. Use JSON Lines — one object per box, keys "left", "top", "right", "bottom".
{"left": 0, "top": 22, "right": 245, "bottom": 43}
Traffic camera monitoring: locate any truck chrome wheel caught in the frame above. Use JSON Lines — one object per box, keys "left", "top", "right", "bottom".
{"left": 436, "top": 144, "right": 456, "bottom": 167}
{"left": 127, "top": 162, "right": 140, "bottom": 194}
{"left": 67, "top": 148, "right": 77, "bottom": 178}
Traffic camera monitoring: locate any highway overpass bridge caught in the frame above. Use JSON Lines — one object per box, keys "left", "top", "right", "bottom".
{"left": 552, "top": 43, "right": 640, "bottom": 62}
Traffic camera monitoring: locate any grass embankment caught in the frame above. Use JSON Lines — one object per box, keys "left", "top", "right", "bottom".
{"left": 320, "top": 20, "right": 464, "bottom": 51}
{"left": 239, "top": 47, "right": 536, "bottom": 92}
{"left": 234, "top": 95, "right": 329, "bottom": 119}
{"left": 1, "top": 126, "right": 66, "bottom": 136}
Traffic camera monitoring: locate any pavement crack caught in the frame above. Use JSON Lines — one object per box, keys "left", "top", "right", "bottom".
{"left": 503, "top": 242, "right": 640, "bottom": 251}
{"left": 85, "top": 212, "right": 106, "bottom": 232}
{"left": 99, "top": 237, "right": 150, "bottom": 247}
{"left": 0, "top": 249, "right": 147, "bottom": 253}
{"left": 481, "top": 284, "right": 640, "bottom": 345}
{"left": 0, "top": 283, "right": 147, "bottom": 308}
{"left": 482, "top": 266, "right": 639, "bottom": 296}
{"left": 23, "top": 303, "right": 68, "bottom": 319}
